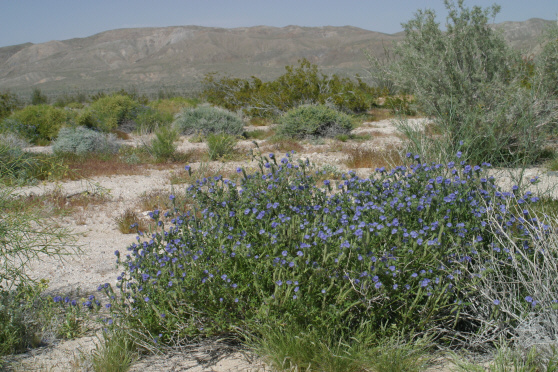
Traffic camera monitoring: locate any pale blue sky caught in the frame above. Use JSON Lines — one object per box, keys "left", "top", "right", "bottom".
{"left": 0, "top": 0, "right": 556, "bottom": 47}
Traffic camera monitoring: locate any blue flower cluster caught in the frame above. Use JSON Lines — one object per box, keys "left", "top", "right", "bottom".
{"left": 97, "top": 151, "right": 550, "bottom": 341}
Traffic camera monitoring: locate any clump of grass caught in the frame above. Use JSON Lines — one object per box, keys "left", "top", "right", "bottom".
{"left": 206, "top": 133, "right": 237, "bottom": 161}
{"left": 90, "top": 330, "right": 138, "bottom": 372}
{"left": 335, "top": 133, "right": 372, "bottom": 142}
{"left": 344, "top": 145, "right": 403, "bottom": 169}
{"left": 115, "top": 209, "right": 148, "bottom": 234}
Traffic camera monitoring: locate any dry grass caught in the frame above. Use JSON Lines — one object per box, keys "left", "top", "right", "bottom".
{"left": 344, "top": 144, "right": 404, "bottom": 170}
{"left": 5, "top": 188, "right": 110, "bottom": 218}
{"left": 368, "top": 108, "right": 396, "bottom": 122}
{"left": 261, "top": 138, "right": 304, "bottom": 154}
{"left": 62, "top": 156, "right": 147, "bottom": 180}
{"left": 115, "top": 209, "right": 150, "bottom": 234}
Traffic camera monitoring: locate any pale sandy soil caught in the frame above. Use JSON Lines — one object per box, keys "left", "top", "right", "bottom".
{"left": 6, "top": 118, "right": 556, "bottom": 371}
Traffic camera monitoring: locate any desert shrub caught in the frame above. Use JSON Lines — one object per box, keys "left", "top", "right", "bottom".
{"left": 147, "top": 126, "right": 178, "bottom": 162}
{"left": 148, "top": 96, "right": 198, "bottom": 117}
{"left": 0, "top": 145, "right": 66, "bottom": 185}
{"left": 202, "top": 59, "right": 376, "bottom": 118}
{"left": 206, "top": 133, "right": 237, "bottom": 160}
{"left": 172, "top": 105, "right": 244, "bottom": 136}
{"left": 8, "top": 105, "right": 67, "bottom": 144}
{"left": 52, "top": 127, "right": 120, "bottom": 156}
{"left": 370, "top": 0, "right": 558, "bottom": 166}
{"left": 133, "top": 106, "right": 172, "bottom": 133}
{"left": 81, "top": 94, "right": 140, "bottom": 132}
{"left": 30, "top": 88, "right": 48, "bottom": 105}
{"left": 384, "top": 96, "right": 416, "bottom": 116}
{"left": 277, "top": 104, "right": 353, "bottom": 139}
{"left": 0, "top": 91, "right": 20, "bottom": 121}
{"left": 0, "top": 185, "right": 77, "bottom": 354}
{"left": 93, "top": 149, "right": 550, "bottom": 356}
{"left": 0, "top": 132, "right": 28, "bottom": 149}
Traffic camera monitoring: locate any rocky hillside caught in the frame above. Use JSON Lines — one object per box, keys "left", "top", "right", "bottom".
{"left": 0, "top": 19, "right": 554, "bottom": 96}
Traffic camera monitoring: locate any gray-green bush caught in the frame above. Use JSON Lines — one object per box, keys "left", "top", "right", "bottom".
{"left": 172, "top": 105, "right": 244, "bottom": 136}
{"left": 52, "top": 127, "right": 120, "bottom": 156}
{"left": 369, "top": 0, "right": 558, "bottom": 166}
{"left": 277, "top": 104, "right": 353, "bottom": 139}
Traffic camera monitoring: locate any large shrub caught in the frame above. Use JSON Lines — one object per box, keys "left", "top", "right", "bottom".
{"left": 277, "top": 104, "right": 353, "bottom": 139}
{"left": 0, "top": 91, "right": 19, "bottom": 121}
{"left": 96, "top": 150, "right": 548, "bottom": 350}
{"left": 370, "top": 0, "right": 558, "bottom": 166}
{"left": 8, "top": 105, "right": 67, "bottom": 144}
{"left": 80, "top": 94, "right": 140, "bottom": 132}
{"left": 202, "top": 59, "right": 376, "bottom": 118}
{"left": 52, "top": 127, "right": 120, "bottom": 156}
{"left": 172, "top": 105, "right": 244, "bottom": 136}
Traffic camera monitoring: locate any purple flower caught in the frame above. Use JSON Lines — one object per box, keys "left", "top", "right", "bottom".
{"left": 493, "top": 299, "right": 500, "bottom": 306}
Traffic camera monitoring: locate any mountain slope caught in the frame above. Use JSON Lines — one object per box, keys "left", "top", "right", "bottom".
{"left": 0, "top": 19, "right": 553, "bottom": 95}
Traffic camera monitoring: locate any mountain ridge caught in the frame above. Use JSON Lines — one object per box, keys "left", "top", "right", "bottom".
{"left": 0, "top": 19, "right": 554, "bottom": 96}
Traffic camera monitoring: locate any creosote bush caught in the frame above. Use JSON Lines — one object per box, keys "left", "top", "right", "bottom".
{"left": 172, "top": 105, "right": 244, "bottom": 136}
{"left": 8, "top": 104, "right": 67, "bottom": 145}
{"left": 80, "top": 94, "right": 140, "bottom": 132}
{"left": 277, "top": 104, "right": 353, "bottom": 139}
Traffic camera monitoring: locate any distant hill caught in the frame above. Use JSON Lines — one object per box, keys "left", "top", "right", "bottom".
{"left": 0, "top": 19, "right": 554, "bottom": 97}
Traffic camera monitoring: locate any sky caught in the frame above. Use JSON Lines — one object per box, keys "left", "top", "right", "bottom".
{"left": 0, "top": 0, "right": 556, "bottom": 48}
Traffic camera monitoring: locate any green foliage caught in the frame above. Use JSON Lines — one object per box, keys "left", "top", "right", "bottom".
{"left": 148, "top": 96, "right": 199, "bottom": 117}
{"left": 82, "top": 94, "right": 140, "bottom": 132}
{"left": 9, "top": 105, "right": 67, "bottom": 144}
{"left": 133, "top": 106, "right": 172, "bottom": 133}
{"left": 206, "top": 133, "right": 237, "bottom": 160}
{"left": 535, "top": 22, "right": 558, "bottom": 98}
{"left": 0, "top": 184, "right": 77, "bottom": 356}
{"left": 52, "top": 92, "right": 88, "bottom": 108}
{"left": 371, "top": 0, "right": 558, "bottom": 166}
{"left": 0, "top": 282, "right": 48, "bottom": 355}
{"left": 90, "top": 330, "right": 137, "bottom": 372}
{"left": 172, "top": 105, "right": 244, "bottom": 136}
{"left": 202, "top": 59, "right": 377, "bottom": 118}
{"left": 0, "top": 91, "right": 20, "bottom": 121}
{"left": 385, "top": 96, "right": 416, "bottom": 116}
{"left": 277, "top": 104, "right": 353, "bottom": 139}
{"left": 52, "top": 127, "right": 120, "bottom": 156}
{"left": 148, "top": 126, "right": 178, "bottom": 162}
{"left": 30, "top": 88, "right": 48, "bottom": 105}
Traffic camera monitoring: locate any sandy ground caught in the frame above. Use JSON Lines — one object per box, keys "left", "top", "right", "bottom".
{"left": 6, "top": 118, "right": 556, "bottom": 371}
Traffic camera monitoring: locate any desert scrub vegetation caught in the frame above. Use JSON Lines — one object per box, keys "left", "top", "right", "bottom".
{"left": 60, "top": 147, "right": 556, "bottom": 370}
{"left": 0, "top": 184, "right": 80, "bottom": 357}
{"left": 52, "top": 126, "right": 120, "bottom": 156}
{"left": 202, "top": 58, "right": 380, "bottom": 118}
{"left": 172, "top": 104, "right": 244, "bottom": 136}
{"left": 78, "top": 94, "right": 140, "bottom": 133}
{"left": 277, "top": 104, "right": 353, "bottom": 139}
{"left": 5, "top": 104, "right": 68, "bottom": 145}
{"left": 368, "top": 0, "right": 558, "bottom": 167}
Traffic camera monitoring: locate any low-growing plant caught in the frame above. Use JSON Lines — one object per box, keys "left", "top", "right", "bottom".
{"left": 206, "top": 133, "right": 237, "bottom": 161}
{"left": 277, "top": 104, "right": 353, "bottom": 139}
{"left": 90, "top": 146, "right": 553, "bottom": 368}
{"left": 52, "top": 127, "right": 120, "bottom": 156}
{"left": 146, "top": 126, "right": 178, "bottom": 162}
{"left": 0, "top": 145, "right": 69, "bottom": 185}
{"left": 344, "top": 144, "right": 404, "bottom": 170}
{"left": 90, "top": 329, "right": 138, "bottom": 372}
{"left": 172, "top": 105, "right": 244, "bottom": 136}
{"left": 115, "top": 209, "right": 148, "bottom": 234}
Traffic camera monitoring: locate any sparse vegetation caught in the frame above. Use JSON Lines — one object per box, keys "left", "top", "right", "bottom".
{"left": 277, "top": 104, "right": 353, "bottom": 139}
{"left": 53, "top": 127, "right": 120, "bottom": 156}
{"left": 172, "top": 105, "right": 244, "bottom": 136}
